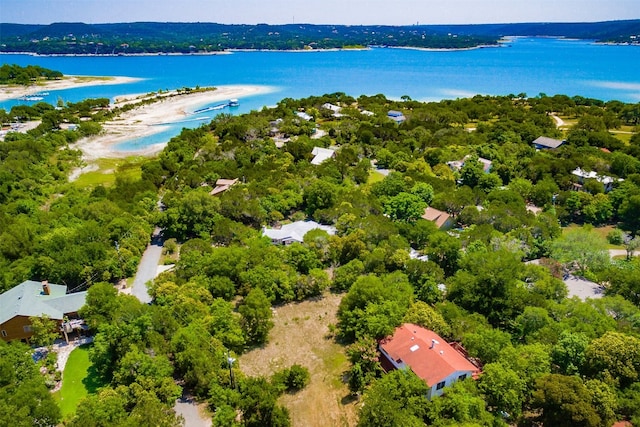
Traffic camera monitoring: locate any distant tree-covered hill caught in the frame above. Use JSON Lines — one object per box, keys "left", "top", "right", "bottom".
{"left": 0, "top": 20, "right": 638, "bottom": 54}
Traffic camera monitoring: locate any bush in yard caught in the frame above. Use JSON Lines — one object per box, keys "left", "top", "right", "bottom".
{"left": 272, "top": 364, "right": 310, "bottom": 392}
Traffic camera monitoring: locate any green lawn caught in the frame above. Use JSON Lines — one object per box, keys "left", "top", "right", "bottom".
{"left": 562, "top": 223, "right": 624, "bottom": 249}
{"left": 54, "top": 343, "right": 105, "bottom": 418}
{"left": 71, "top": 157, "right": 145, "bottom": 188}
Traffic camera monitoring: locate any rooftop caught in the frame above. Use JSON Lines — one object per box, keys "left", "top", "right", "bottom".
{"left": 210, "top": 178, "right": 238, "bottom": 195}
{"left": 0, "top": 280, "right": 87, "bottom": 325}
{"left": 533, "top": 136, "right": 564, "bottom": 149}
{"left": 379, "top": 324, "right": 480, "bottom": 387}
{"left": 311, "top": 146, "right": 337, "bottom": 165}
{"left": 262, "top": 220, "right": 336, "bottom": 244}
{"left": 421, "top": 207, "right": 452, "bottom": 229}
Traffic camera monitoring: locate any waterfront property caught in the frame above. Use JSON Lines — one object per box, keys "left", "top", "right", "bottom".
{"left": 0, "top": 280, "right": 87, "bottom": 343}
{"left": 262, "top": 220, "right": 336, "bottom": 245}
{"left": 378, "top": 324, "right": 481, "bottom": 399}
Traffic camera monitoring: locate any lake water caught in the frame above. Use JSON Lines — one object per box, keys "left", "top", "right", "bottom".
{"left": 2, "top": 37, "right": 639, "bottom": 150}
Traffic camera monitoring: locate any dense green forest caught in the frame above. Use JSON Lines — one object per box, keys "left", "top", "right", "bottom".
{"left": 2, "top": 90, "right": 640, "bottom": 426}
{"left": 1, "top": 20, "right": 639, "bottom": 54}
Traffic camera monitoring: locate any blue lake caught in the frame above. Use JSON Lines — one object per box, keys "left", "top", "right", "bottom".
{"left": 2, "top": 37, "right": 639, "bottom": 150}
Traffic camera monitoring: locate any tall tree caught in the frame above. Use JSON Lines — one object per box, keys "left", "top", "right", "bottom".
{"left": 238, "top": 288, "right": 274, "bottom": 346}
{"left": 550, "top": 228, "right": 609, "bottom": 276}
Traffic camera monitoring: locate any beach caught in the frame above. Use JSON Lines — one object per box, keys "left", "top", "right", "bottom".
{"left": 76, "top": 84, "right": 274, "bottom": 160}
{"left": 0, "top": 75, "right": 141, "bottom": 102}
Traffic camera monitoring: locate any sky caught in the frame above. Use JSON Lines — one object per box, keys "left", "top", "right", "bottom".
{"left": 2, "top": 0, "right": 639, "bottom": 26}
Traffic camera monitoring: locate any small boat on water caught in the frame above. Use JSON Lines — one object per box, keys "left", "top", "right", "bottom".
{"left": 18, "top": 96, "right": 45, "bottom": 101}
{"left": 192, "top": 99, "right": 239, "bottom": 114}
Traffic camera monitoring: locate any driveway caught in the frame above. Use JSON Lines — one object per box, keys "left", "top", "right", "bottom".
{"left": 563, "top": 274, "right": 604, "bottom": 300}
{"left": 131, "top": 227, "right": 164, "bottom": 304}
{"left": 609, "top": 249, "right": 638, "bottom": 259}
{"left": 174, "top": 394, "right": 212, "bottom": 427}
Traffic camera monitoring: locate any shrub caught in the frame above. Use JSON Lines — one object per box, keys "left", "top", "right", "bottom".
{"left": 272, "top": 364, "right": 310, "bottom": 392}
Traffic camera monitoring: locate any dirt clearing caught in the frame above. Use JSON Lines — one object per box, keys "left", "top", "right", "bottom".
{"left": 238, "top": 293, "right": 358, "bottom": 427}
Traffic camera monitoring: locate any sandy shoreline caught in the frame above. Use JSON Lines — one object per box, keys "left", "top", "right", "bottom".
{"left": 76, "top": 84, "right": 275, "bottom": 160}
{"left": 0, "top": 75, "right": 141, "bottom": 102}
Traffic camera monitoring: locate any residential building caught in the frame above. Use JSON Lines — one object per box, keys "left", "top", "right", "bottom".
{"left": 387, "top": 110, "right": 406, "bottom": 123}
{"left": 447, "top": 155, "right": 492, "bottom": 173}
{"left": 533, "top": 136, "right": 564, "bottom": 149}
{"left": 571, "top": 167, "right": 622, "bottom": 193}
{"left": 0, "top": 280, "right": 87, "bottom": 343}
{"left": 321, "top": 103, "right": 344, "bottom": 117}
{"left": 262, "top": 220, "right": 336, "bottom": 245}
{"left": 295, "top": 111, "right": 313, "bottom": 121}
{"left": 311, "top": 146, "right": 337, "bottom": 165}
{"left": 421, "top": 207, "right": 453, "bottom": 230}
{"left": 210, "top": 178, "right": 238, "bottom": 195}
{"left": 378, "top": 324, "right": 481, "bottom": 399}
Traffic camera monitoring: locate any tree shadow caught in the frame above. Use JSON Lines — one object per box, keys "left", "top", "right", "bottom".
{"left": 82, "top": 364, "right": 108, "bottom": 394}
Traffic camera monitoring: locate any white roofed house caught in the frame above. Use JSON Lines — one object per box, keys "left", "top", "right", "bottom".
{"left": 571, "top": 167, "right": 623, "bottom": 193}
{"left": 262, "top": 220, "right": 336, "bottom": 245}
{"left": 311, "top": 146, "right": 337, "bottom": 165}
{"left": 295, "top": 111, "right": 313, "bottom": 121}
{"left": 321, "top": 103, "right": 344, "bottom": 117}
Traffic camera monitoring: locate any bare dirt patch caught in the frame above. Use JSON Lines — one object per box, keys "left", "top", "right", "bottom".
{"left": 238, "top": 293, "right": 358, "bottom": 427}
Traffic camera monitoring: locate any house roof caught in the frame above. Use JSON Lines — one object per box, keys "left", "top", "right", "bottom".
{"left": 262, "top": 220, "right": 336, "bottom": 243}
{"left": 447, "top": 155, "right": 492, "bottom": 173}
{"left": 311, "top": 147, "right": 336, "bottom": 165}
{"left": 379, "top": 324, "right": 480, "bottom": 387}
{"left": 571, "top": 168, "right": 621, "bottom": 185}
{"left": 210, "top": 178, "right": 238, "bottom": 195}
{"left": 421, "top": 207, "right": 451, "bottom": 229}
{"left": 0, "top": 280, "right": 87, "bottom": 325}
{"left": 533, "top": 136, "right": 564, "bottom": 149}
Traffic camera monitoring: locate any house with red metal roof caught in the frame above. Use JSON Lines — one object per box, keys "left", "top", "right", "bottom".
{"left": 378, "top": 323, "right": 481, "bottom": 399}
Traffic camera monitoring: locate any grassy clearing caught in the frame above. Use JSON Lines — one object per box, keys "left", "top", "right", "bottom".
{"left": 239, "top": 293, "right": 358, "bottom": 427}
{"left": 72, "top": 157, "right": 145, "bottom": 187}
{"left": 563, "top": 224, "right": 624, "bottom": 249}
{"left": 368, "top": 169, "right": 386, "bottom": 184}
{"left": 53, "top": 344, "right": 105, "bottom": 418}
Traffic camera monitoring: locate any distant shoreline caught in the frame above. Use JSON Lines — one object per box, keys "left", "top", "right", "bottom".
{"left": 0, "top": 75, "right": 141, "bottom": 102}
{"left": 0, "top": 44, "right": 506, "bottom": 56}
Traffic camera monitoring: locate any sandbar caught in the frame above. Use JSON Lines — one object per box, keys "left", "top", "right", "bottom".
{"left": 76, "top": 85, "right": 274, "bottom": 160}
{"left": 0, "top": 75, "right": 141, "bottom": 102}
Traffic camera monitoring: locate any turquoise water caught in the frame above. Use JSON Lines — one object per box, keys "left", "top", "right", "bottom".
{"left": 2, "top": 37, "right": 639, "bottom": 150}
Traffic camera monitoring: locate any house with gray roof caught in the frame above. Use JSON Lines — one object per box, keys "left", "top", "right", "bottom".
{"left": 0, "top": 280, "right": 87, "bottom": 343}
{"left": 262, "top": 220, "right": 336, "bottom": 245}
{"left": 533, "top": 136, "right": 565, "bottom": 150}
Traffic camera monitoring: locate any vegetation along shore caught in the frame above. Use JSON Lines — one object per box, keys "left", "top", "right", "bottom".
{"left": 2, "top": 60, "right": 640, "bottom": 427}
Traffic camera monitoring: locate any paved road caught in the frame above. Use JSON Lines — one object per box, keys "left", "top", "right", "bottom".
{"left": 609, "top": 249, "right": 638, "bottom": 259}
{"left": 131, "top": 227, "right": 164, "bottom": 304}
